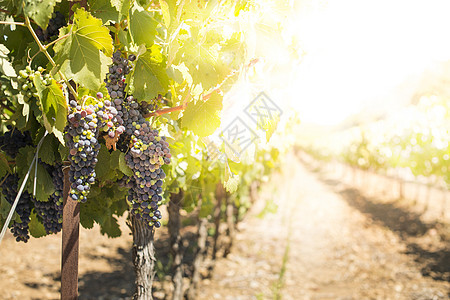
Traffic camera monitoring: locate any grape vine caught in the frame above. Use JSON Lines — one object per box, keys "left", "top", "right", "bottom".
{"left": 0, "top": 126, "right": 32, "bottom": 158}
{"left": 35, "top": 12, "right": 66, "bottom": 43}
{"left": 0, "top": 1, "right": 263, "bottom": 298}
{"left": 0, "top": 174, "right": 33, "bottom": 242}
{"left": 33, "top": 162, "right": 64, "bottom": 234}
{"left": 66, "top": 95, "right": 106, "bottom": 202}
{"left": 104, "top": 51, "right": 172, "bottom": 229}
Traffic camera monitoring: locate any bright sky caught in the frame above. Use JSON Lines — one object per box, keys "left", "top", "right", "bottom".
{"left": 282, "top": 0, "right": 450, "bottom": 125}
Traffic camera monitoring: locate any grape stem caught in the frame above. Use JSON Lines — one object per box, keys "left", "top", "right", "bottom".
{"left": 144, "top": 59, "right": 259, "bottom": 118}
{"left": 24, "top": 16, "right": 78, "bottom": 99}
{"left": 143, "top": 88, "right": 221, "bottom": 118}
{"left": 145, "top": 103, "right": 187, "bottom": 117}
{"left": 44, "top": 33, "right": 71, "bottom": 50}
{"left": 0, "top": 174, "right": 8, "bottom": 186}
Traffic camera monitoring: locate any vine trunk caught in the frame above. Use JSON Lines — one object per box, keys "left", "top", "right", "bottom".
{"left": 131, "top": 215, "right": 156, "bottom": 300}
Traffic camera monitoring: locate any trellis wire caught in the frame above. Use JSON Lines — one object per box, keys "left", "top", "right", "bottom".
{"left": 0, "top": 131, "right": 48, "bottom": 246}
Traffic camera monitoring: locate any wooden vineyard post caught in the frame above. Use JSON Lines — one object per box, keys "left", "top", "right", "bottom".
{"left": 61, "top": 166, "right": 80, "bottom": 300}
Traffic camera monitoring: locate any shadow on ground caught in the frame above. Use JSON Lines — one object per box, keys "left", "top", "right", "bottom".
{"left": 309, "top": 166, "right": 450, "bottom": 283}
{"left": 74, "top": 228, "right": 202, "bottom": 299}
{"left": 78, "top": 247, "right": 135, "bottom": 300}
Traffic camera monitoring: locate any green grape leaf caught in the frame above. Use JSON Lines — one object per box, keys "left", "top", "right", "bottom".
{"left": 99, "top": 215, "right": 121, "bottom": 238}
{"left": 80, "top": 184, "right": 126, "bottom": 236}
{"left": 80, "top": 207, "right": 95, "bottom": 229}
{"left": 29, "top": 211, "right": 47, "bottom": 238}
{"left": 0, "top": 153, "right": 11, "bottom": 178}
{"left": 33, "top": 76, "right": 67, "bottom": 144}
{"left": 130, "top": 45, "right": 169, "bottom": 101}
{"left": 38, "top": 134, "right": 58, "bottom": 165}
{"left": 167, "top": 62, "right": 192, "bottom": 85}
{"left": 88, "top": 0, "right": 119, "bottom": 23}
{"left": 224, "top": 165, "right": 239, "bottom": 193}
{"left": 111, "top": 0, "right": 131, "bottom": 21}
{"left": 227, "top": 159, "right": 244, "bottom": 174}
{"left": 0, "top": 0, "right": 18, "bottom": 11}
{"left": 110, "top": 150, "right": 121, "bottom": 170}
{"left": 1, "top": 26, "right": 34, "bottom": 67}
{"left": 0, "top": 44, "right": 16, "bottom": 77}
{"left": 0, "top": 194, "right": 11, "bottom": 220}
{"left": 129, "top": 2, "right": 158, "bottom": 47}
{"left": 118, "top": 152, "right": 133, "bottom": 176}
{"left": 23, "top": 0, "right": 57, "bottom": 29}
{"left": 176, "top": 32, "right": 231, "bottom": 90}
{"left": 185, "top": 156, "right": 201, "bottom": 179}
{"left": 31, "top": 163, "right": 55, "bottom": 202}
{"left": 72, "top": 8, "right": 113, "bottom": 56}
{"left": 264, "top": 115, "right": 279, "bottom": 142}
{"left": 95, "top": 146, "right": 111, "bottom": 180}
{"left": 58, "top": 143, "right": 69, "bottom": 161}
{"left": 181, "top": 92, "right": 222, "bottom": 137}
{"left": 16, "top": 146, "right": 55, "bottom": 202}
{"left": 54, "top": 8, "right": 113, "bottom": 90}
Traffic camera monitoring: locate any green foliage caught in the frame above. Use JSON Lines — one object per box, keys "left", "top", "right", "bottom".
{"left": 129, "top": 45, "right": 169, "bottom": 101}
{"left": 29, "top": 211, "right": 47, "bottom": 238}
{"left": 23, "top": 0, "right": 58, "bottom": 29}
{"left": 0, "top": 153, "right": 11, "bottom": 178}
{"left": 0, "top": 0, "right": 283, "bottom": 243}
{"left": 16, "top": 146, "right": 55, "bottom": 202}
{"left": 0, "top": 44, "right": 16, "bottom": 77}
{"left": 38, "top": 134, "right": 60, "bottom": 165}
{"left": 129, "top": 3, "right": 158, "bottom": 47}
{"left": 88, "top": 0, "right": 121, "bottom": 23}
{"left": 80, "top": 185, "right": 127, "bottom": 237}
{"left": 34, "top": 76, "right": 67, "bottom": 144}
{"left": 54, "top": 8, "right": 113, "bottom": 90}
{"left": 181, "top": 92, "right": 223, "bottom": 137}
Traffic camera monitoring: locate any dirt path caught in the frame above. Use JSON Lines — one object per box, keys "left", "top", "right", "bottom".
{"left": 0, "top": 154, "right": 448, "bottom": 299}
{"left": 199, "top": 154, "right": 450, "bottom": 300}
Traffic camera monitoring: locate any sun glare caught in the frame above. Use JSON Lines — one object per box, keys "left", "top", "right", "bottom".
{"left": 281, "top": 0, "right": 450, "bottom": 125}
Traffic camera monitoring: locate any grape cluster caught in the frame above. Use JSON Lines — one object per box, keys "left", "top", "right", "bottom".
{"left": 65, "top": 96, "right": 106, "bottom": 203}
{"left": 0, "top": 126, "right": 32, "bottom": 158}
{"left": 138, "top": 94, "right": 161, "bottom": 115}
{"left": 103, "top": 51, "right": 172, "bottom": 229}
{"left": 123, "top": 98, "right": 171, "bottom": 229}
{"left": 0, "top": 174, "right": 32, "bottom": 242}
{"left": 35, "top": 12, "right": 66, "bottom": 43}
{"left": 102, "top": 51, "right": 172, "bottom": 229}
{"left": 18, "top": 66, "right": 51, "bottom": 102}
{"left": 33, "top": 162, "right": 64, "bottom": 234}
{"left": 103, "top": 50, "right": 133, "bottom": 139}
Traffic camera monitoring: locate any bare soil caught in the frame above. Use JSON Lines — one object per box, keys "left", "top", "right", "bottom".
{"left": 0, "top": 153, "right": 448, "bottom": 300}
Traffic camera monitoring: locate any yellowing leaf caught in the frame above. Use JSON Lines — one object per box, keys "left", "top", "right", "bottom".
{"left": 73, "top": 8, "right": 113, "bottom": 56}
{"left": 129, "top": 46, "right": 169, "bottom": 101}
{"left": 181, "top": 92, "right": 223, "bottom": 137}
{"left": 54, "top": 8, "right": 113, "bottom": 90}
{"left": 159, "top": 0, "right": 170, "bottom": 27}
